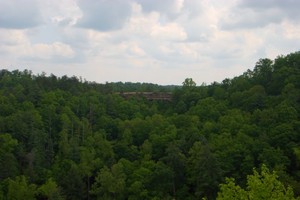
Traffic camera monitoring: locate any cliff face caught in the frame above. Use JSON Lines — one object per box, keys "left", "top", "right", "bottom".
{"left": 117, "top": 92, "right": 172, "bottom": 101}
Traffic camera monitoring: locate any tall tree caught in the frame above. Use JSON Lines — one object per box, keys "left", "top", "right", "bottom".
{"left": 0, "top": 134, "right": 19, "bottom": 179}
{"left": 91, "top": 163, "right": 126, "bottom": 200}
{"left": 187, "top": 141, "right": 222, "bottom": 199}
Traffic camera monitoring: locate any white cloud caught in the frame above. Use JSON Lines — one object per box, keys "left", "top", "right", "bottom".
{"left": 0, "top": 29, "right": 74, "bottom": 61}
{"left": 42, "top": 0, "right": 82, "bottom": 26}
{"left": 150, "top": 23, "right": 187, "bottom": 41}
{"left": 30, "top": 42, "right": 75, "bottom": 59}
{"left": 0, "top": 30, "right": 28, "bottom": 47}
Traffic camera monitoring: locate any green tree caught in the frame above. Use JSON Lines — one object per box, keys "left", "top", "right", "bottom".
{"left": 162, "top": 143, "right": 186, "bottom": 198}
{"left": 188, "top": 141, "right": 222, "bottom": 199}
{"left": 53, "top": 159, "right": 86, "bottom": 200}
{"left": 37, "top": 178, "right": 64, "bottom": 200}
{"left": 182, "top": 78, "right": 196, "bottom": 87}
{"left": 7, "top": 176, "right": 37, "bottom": 200}
{"left": 78, "top": 145, "right": 101, "bottom": 199}
{"left": 212, "top": 132, "right": 255, "bottom": 184}
{"left": 253, "top": 58, "right": 273, "bottom": 88}
{"left": 189, "top": 97, "right": 226, "bottom": 122}
{"left": 0, "top": 134, "right": 19, "bottom": 179}
{"left": 91, "top": 163, "right": 126, "bottom": 200}
{"left": 217, "top": 165, "right": 299, "bottom": 200}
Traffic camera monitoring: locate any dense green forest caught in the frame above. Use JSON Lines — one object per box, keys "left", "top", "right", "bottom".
{"left": 0, "top": 52, "right": 300, "bottom": 199}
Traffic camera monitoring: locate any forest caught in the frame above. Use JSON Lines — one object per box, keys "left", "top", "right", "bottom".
{"left": 0, "top": 51, "right": 300, "bottom": 199}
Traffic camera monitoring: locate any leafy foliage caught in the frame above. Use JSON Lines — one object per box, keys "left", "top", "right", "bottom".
{"left": 0, "top": 52, "right": 299, "bottom": 199}
{"left": 217, "top": 165, "right": 299, "bottom": 200}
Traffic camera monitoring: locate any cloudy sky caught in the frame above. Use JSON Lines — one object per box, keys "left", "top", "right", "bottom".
{"left": 1, "top": 0, "right": 300, "bottom": 85}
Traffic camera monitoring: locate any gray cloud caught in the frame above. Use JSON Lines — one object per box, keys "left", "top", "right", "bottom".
{"left": 0, "top": 0, "right": 41, "bottom": 29}
{"left": 239, "top": 0, "right": 300, "bottom": 11}
{"left": 76, "top": 0, "right": 132, "bottom": 31}
{"left": 182, "top": 0, "right": 204, "bottom": 18}
{"left": 221, "top": 9, "right": 282, "bottom": 30}
{"left": 138, "top": 0, "right": 174, "bottom": 12}
{"left": 137, "top": 0, "right": 204, "bottom": 21}
{"left": 221, "top": 0, "right": 300, "bottom": 30}
{"left": 138, "top": 0, "right": 179, "bottom": 19}
{"left": 240, "top": 0, "right": 300, "bottom": 21}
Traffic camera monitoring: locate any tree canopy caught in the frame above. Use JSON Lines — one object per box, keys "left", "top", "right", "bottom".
{"left": 0, "top": 51, "right": 299, "bottom": 199}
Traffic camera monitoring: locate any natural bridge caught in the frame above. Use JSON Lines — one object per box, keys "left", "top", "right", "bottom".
{"left": 117, "top": 92, "right": 172, "bottom": 101}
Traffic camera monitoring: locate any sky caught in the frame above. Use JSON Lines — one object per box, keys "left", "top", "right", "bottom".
{"left": 0, "top": 0, "right": 300, "bottom": 85}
